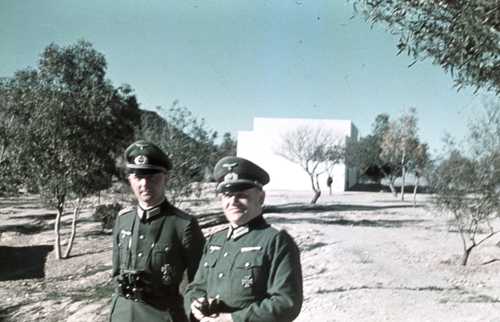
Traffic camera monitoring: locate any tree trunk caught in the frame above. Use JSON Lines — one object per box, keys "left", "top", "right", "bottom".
{"left": 413, "top": 176, "right": 419, "bottom": 206}
{"left": 461, "top": 246, "right": 473, "bottom": 266}
{"left": 388, "top": 177, "right": 397, "bottom": 197}
{"left": 63, "top": 198, "right": 81, "bottom": 259}
{"left": 311, "top": 190, "right": 321, "bottom": 204}
{"left": 54, "top": 203, "right": 63, "bottom": 260}
{"left": 400, "top": 166, "right": 406, "bottom": 201}
{"left": 309, "top": 173, "right": 321, "bottom": 204}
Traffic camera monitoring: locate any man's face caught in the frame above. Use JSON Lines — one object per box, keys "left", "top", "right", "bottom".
{"left": 128, "top": 172, "right": 167, "bottom": 207}
{"left": 220, "top": 187, "right": 265, "bottom": 226}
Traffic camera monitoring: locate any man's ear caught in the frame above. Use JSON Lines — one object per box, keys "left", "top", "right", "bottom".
{"left": 259, "top": 190, "right": 266, "bottom": 205}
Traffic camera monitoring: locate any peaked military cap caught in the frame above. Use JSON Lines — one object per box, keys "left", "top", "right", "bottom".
{"left": 214, "top": 156, "right": 270, "bottom": 193}
{"left": 124, "top": 140, "right": 172, "bottom": 174}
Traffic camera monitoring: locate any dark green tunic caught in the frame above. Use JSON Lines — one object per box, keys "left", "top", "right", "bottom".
{"left": 110, "top": 201, "right": 205, "bottom": 322}
{"left": 184, "top": 216, "right": 303, "bottom": 322}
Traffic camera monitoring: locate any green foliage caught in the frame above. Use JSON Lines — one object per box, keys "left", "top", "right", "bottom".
{"left": 136, "top": 102, "right": 218, "bottom": 204}
{"left": 431, "top": 101, "right": 500, "bottom": 265}
{"left": 217, "top": 132, "right": 237, "bottom": 159}
{"left": 0, "top": 40, "right": 140, "bottom": 206}
{"left": 93, "top": 203, "right": 122, "bottom": 229}
{"left": 346, "top": 113, "right": 397, "bottom": 183}
{"left": 353, "top": 0, "right": 500, "bottom": 94}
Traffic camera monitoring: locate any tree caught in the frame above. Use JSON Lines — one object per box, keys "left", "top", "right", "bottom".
{"left": 275, "top": 126, "right": 344, "bottom": 204}
{"left": 353, "top": 0, "right": 500, "bottom": 94}
{"left": 409, "top": 142, "right": 431, "bottom": 205}
{"left": 346, "top": 113, "right": 398, "bottom": 188}
{"left": 217, "top": 132, "right": 237, "bottom": 158}
{"left": 2, "top": 41, "right": 140, "bottom": 259}
{"left": 380, "top": 108, "right": 420, "bottom": 200}
{"left": 432, "top": 102, "right": 500, "bottom": 265}
{"left": 0, "top": 78, "right": 25, "bottom": 195}
{"left": 136, "top": 102, "right": 218, "bottom": 204}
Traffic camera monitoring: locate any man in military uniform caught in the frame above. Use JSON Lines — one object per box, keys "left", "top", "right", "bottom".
{"left": 184, "top": 156, "right": 303, "bottom": 322}
{"left": 110, "top": 140, "right": 205, "bottom": 322}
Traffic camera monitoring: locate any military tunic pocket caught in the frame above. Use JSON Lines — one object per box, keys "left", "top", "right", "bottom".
{"left": 118, "top": 230, "right": 132, "bottom": 269}
{"left": 152, "top": 243, "right": 175, "bottom": 285}
{"left": 202, "top": 251, "right": 219, "bottom": 269}
{"left": 231, "top": 254, "right": 264, "bottom": 298}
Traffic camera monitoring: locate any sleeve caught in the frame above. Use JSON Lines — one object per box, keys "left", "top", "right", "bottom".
{"left": 183, "top": 236, "right": 211, "bottom": 319}
{"left": 231, "top": 231, "right": 303, "bottom": 322}
{"left": 182, "top": 217, "right": 206, "bottom": 282}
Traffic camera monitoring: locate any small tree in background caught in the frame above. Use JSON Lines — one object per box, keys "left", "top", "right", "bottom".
{"left": 432, "top": 102, "right": 500, "bottom": 265}
{"left": 275, "top": 126, "right": 344, "bottom": 204}
{"left": 409, "top": 142, "right": 431, "bottom": 205}
{"left": 346, "top": 113, "right": 398, "bottom": 189}
{"left": 2, "top": 41, "right": 140, "bottom": 259}
{"left": 380, "top": 108, "right": 420, "bottom": 200}
{"left": 136, "top": 102, "right": 218, "bottom": 204}
{"left": 217, "top": 132, "right": 237, "bottom": 158}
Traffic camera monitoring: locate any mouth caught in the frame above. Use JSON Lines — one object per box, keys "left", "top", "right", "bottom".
{"left": 227, "top": 207, "right": 245, "bottom": 214}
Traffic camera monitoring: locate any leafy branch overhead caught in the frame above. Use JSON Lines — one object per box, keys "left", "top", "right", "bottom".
{"left": 354, "top": 0, "right": 500, "bottom": 94}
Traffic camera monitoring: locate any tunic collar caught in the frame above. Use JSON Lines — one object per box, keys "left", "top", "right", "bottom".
{"left": 226, "top": 215, "right": 267, "bottom": 240}
{"left": 137, "top": 199, "right": 166, "bottom": 221}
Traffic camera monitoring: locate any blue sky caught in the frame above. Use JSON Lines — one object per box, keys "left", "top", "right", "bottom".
{"left": 0, "top": 0, "right": 491, "bottom": 155}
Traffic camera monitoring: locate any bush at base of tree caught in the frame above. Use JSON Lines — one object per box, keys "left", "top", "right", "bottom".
{"left": 93, "top": 203, "right": 122, "bottom": 230}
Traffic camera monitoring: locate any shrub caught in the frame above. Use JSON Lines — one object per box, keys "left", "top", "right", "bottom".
{"left": 93, "top": 203, "right": 122, "bottom": 230}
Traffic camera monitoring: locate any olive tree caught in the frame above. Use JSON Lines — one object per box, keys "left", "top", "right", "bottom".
{"left": 380, "top": 108, "right": 420, "bottom": 200}
{"left": 3, "top": 41, "right": 140, "bottom": 259}
{"left": 346, "top": 114, "right": 398, "bottom": 190}
{"left": 353, "top": 0, "right": 500, "bottom": 94}
{"left": 432, "top": 102, "right": 500, "bottom": 265}
{"left": 275, "top": 126, "right": 344, "bottom": 204}
{"left": 136, "top": 102, "right": 218, "bottom": 204}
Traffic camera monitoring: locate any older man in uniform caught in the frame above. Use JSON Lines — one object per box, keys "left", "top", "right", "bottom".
{"left": 110, "top": 140, "right": 205, "bottom": 322}
{"left": 184, "top": 156, "right": 303, "bottom": 322}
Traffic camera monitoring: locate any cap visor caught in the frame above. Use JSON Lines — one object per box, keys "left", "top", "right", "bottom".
{"left": 216, "top": 181, "right": 260, "bottom": 193}
{"left": 128, "top": 168, "right": 163, "bottom": 175}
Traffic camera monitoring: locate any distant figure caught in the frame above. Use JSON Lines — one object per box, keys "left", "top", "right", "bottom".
{"left": 185, "top": 156, "right": 303, "bottom": 322}
{"left": 109, "top": 140, "right": 205, "bottom": 322}
{"left": 327, "top": 175, "right": 333, "bottom": 195}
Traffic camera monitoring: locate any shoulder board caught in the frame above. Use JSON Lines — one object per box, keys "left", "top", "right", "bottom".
{"left": 204, "top": 225, "right": 229, "bottom": 238}
{"left": 118, "top": 206, "right": 135, "bottom": 216}
{"left": 270, "top": 224, "right": 284, "bottom": 231}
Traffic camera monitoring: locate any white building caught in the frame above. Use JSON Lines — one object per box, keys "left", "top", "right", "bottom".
{"left": 237, "top": 117, "right": 358, "bottom": 192}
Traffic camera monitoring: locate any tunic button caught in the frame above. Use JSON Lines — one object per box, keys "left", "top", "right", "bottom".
{"left": 204, "top": 262, "right": 209, "bottom": 267}
{"left": 245, "top": 262, "right": 250, "bottom": 268}
{"left": 138, "top": 252, "right": 143, "bottom": 257}
{"left": 165, "top": 246, "right": 169, "bottom": 251}
{"left": 139, "top": 235, "right": 144, "bottom": 239}
{"left": 218, "top": 273, "right": 224, "bottom": 278}
{"left": 223, "top": 252, "right": 228, "bottom": 257}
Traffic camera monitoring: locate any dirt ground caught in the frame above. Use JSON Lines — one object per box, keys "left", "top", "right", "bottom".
{"left": 1, "top": 191, "right": 500, "bottom": 321}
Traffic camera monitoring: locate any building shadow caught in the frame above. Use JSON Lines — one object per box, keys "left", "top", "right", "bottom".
{"left": 0, "top": 245, "right": 53, "bottom": 281}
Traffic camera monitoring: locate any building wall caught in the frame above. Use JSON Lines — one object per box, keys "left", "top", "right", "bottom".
{"left": 237, "top": 117, "right": 358, "bottom": 192}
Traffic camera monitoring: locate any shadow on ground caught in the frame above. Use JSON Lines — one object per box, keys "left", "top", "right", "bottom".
{"left": 0, "top": 245, "right": 53, "bottom": 281}
{"left": 267, "top": 215, "right": 425, "bottom": 228}
{"left": 0, "top": 221, "right": 51, "bottom": 235}
{"left": 9, "top": 213, "right": 57, "bottom": 221}
{"left": 264, "top": 203, "right": 420, "bottom": 215}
